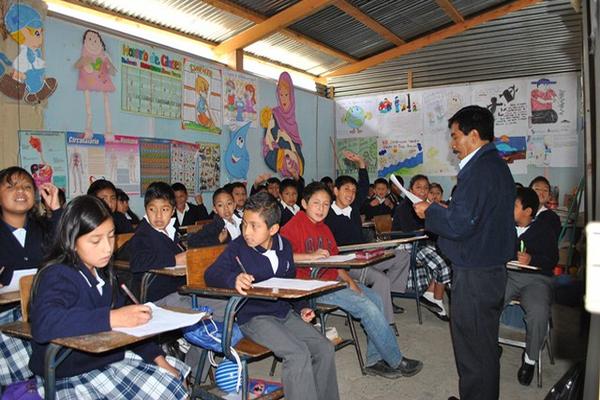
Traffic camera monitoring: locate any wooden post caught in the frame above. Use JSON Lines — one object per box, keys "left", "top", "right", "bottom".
{"left": 407, "top": 70, "right": 413, "bottom": 90}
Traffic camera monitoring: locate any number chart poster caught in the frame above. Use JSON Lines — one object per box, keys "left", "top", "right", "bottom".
{"left": 121, "top": 42, "right": 183, "bottom": 119}
{"left": 170, "top": 140, "right": 199, "bottom": 192}
{"left": 66, "top": 132, "right": 106, "bottom": 197}
{"left": 139, "top": 138, "right": 171, "bottom": 193}
{"left": 18, "top": 131, "right": 68, "bottom": 191}
{"left": 105, "top": 135, "right": 141, "bottom": 195}
{"left": 195, "top": 142, "right": 221, "bottom": 192}
{"left": 222, "top": 70, "right": 258, "bottom": 128}
{"left": 182, "top": 60, "right": 222, "bottom": 134}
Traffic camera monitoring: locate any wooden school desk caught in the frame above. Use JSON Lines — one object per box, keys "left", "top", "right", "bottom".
{"left": 0, "top": 291, "right": 21, "bottom": 306}
{"left": 139, "top": 265, "right": 187, "bottom": 303}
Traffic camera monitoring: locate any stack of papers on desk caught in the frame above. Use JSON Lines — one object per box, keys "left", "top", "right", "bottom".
{"left": 319, "top": 254, "right": 356, "bottom": 263}
{"left": 253, "top": 278, "right": 339, "bottom": 291}
{"left": 0, "top": 268, "right": 37, "bottom": 294}
{"left": 113, "top": 303, "right": 207, "bottom": 337}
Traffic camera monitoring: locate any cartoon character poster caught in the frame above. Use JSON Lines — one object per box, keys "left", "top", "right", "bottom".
{"left": 260, "top": 72, "right": 304, "bottom": 178}
{"left": 335, "top": 96, "right": 378, "bottom": 138}
{"left": 224, "top": 121, "right": 251, "bottom": 180}
{"left": 170, "top": 140, "right": 199, "bottom": 191}
{"left": 0, "top": 2, "right": 57, "bottom": 104}
{"left": 66, "top": 132, "right": 106, "bottom": 196}
{"left": 195, "top": 142, "right": 220, "bottom": 192}
{"left": 104, "top": 135, "right": 140, "bottom": 195}
{"left": 139, "top": 138, "right": 171, "bottom": 193}
{"left": 222, "top": 70, "right": 258, "bottom": 128}
{"left": 18, "top": 130, "right": 68, "bottom": 190}
{"left": 182, "top": 59, "right": 222, "bottom": 134}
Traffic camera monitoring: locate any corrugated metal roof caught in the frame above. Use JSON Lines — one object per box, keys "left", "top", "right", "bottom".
{"left": 329, "top": 0, "right": 582, "bottom": 97}
{"left": 230, "top": 0, "right": 299, "bottom": 17}
{"left": 452, "top": 0, "right": 507, "bottom": 18}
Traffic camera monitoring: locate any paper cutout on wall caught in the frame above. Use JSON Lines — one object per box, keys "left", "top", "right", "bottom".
{"left": 336, "top": 97, "right": 378, "bottom": 138}
{"left": 18, "top": 131, "right": 68, "bottom": 191}
{"left": 494, "top": 135, "right": 527, "bottom": 174}
{"left": 182, "top": 60, "right": 222, "bottom": 134}
{"left": 105, "top": 135, "right": 140, "bottom": 195}
{"left": 75, "top": 30, "right": 116, "bottom": 137}
{"left": 225, "top": 121, "right": 251, "bottom": 180}
{"left": 377, "top": 137, "right": 424, "bottom": 177}
{"left": 66, "top": 132, "right": 106, "bottom": 196}
{"left": 139, "top": 138, "right": 171, "bottom": 193}
{"left": 377, "top": 91, "right": 422, "bottom": 137}
{"left": 195, "top": 142, "right": 221, "bottom": 192}
{"left": 223, "top": 70, "right": 257, "bottom": 128}
{"left": 0, "top": 3, "right": 57, "bottom": 104}
{"left": 335, "top": 137, "right": 378, "bottom": 179}
{"left": 171, "top": 140, "right": 199, "bottom": 191}
{"left": 261, "top": 72, "right": 304, "bottom": 178}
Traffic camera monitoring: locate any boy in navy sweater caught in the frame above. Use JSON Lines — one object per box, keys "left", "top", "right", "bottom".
{"left": 279, "top": 178, "right": 300, "bottom": 227}
{"left": 205, "top": 192, "right": 339, "bottom": 400}
{"left": 361, "top": 178, "right": 395, "bottom": 220}
{"left": 506, "top": 187, "right": 558, "bottom": 386}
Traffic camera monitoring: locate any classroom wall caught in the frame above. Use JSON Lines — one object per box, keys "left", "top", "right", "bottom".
{"left": 41, "top": 16, "right": 334, "bottom": 215}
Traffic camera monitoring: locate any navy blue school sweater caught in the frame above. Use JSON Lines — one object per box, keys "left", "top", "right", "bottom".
{"left": 187, "top": 216, "right": 230, "bottom": 248}
{"left": 113, "top": 211, "right": 134, "bottom": 234}
{"left": 0, "top": 211, "right": 61, "bottom": 287}
{"left": 425, "top": 142, "right": 515, "bottom": 269}
{"left": 392, "top": 197, "right": 424, "bottom": 232}
{"left": 516, "top": 217, "right": 558, "bottom": 276}
{"left": 536, "top": 208, "right": 561, "bottom": 241}
{"left": 29, "top": 263, "right": 163, "bottom": 378}
{"left": 361, "top": 196, "right": 395, "bottom": 221}
{"left": 324, "top": 168, "right": 369, "bottom": 246}
{"left": 174, "top": 202, "right": 210, "bottom": 231}
{"left": 204, "top": 234, "right": 306, "bottom": 325}
{"left": 129, "top": 219, "right": 185, "bottom": 301}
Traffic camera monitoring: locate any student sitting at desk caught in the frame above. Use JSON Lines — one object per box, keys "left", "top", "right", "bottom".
{"left": 29, "top": 195, "right": 188, "bottom": 398}
{"left": 224, "top": 181, "right": 248, "bottom": 219}
{"left": 116, "top": 188, "right": 140, "bottom": 225}
{"left": 0, "top": 166, "right": 62, "bottom": 386}
{"left": 360, "top": 178, "right": 395, "bottom": 220}
{"left": 324, "top": 151, "right": 410, "bottom": 323}
{"left": 506, "top": 187, "right": 558, "bottom": 386}
{"left": 205, "top": 192, "right": 339, "bottom": 400}
{"left": 528, "top": 176, "right": 561, "bottom": 240}
{"left": 87, "top": 179, "right": 134, "bottom": 234}
{"left": 129, "top": 182, "right": 186, "bottom": 303}
{"left": 188, "top": 188, "right": 240, "bottom": 248}
{"left": 279, "top": 178, "right": 300, "bottom": 227}
{"left": 172, "top": 182, "right": 209, "bottom": 231}
{"left": 281, "top": 182, "right": 423, "bottom": 380}
{"left": 392, "top": 174, "right": 452, "bottom": 321}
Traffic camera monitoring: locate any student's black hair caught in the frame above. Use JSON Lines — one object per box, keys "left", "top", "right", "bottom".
{"left": 528, "top": 176, "right": 551, "bottom": 190}
{"left": 429, "top": 182, "right": 444, "bottom": 194}
{"left": 116, "top": 188, "right": 130, "bottom": 202}
{"left": 266, "top": 177, "right": 281, "bottom": 186}
{"left": 448, "top": 105, "right": 494, "bottom": 142}
{"left": 31, "top": 195, "right": 117, "bottom": 309}
{"left": 57, "top": 188, "right": 66, "bottom": 206}
{"left": 244, "top": 192, "right": 281, "bottom": 228}
{"left": 144, "top": 181, "right": 175, "bottom": 208}
{"left": 212, "top": 187, "right": 233, "bottom": 203}
{"left": 87, "top": 179, "right": 117, "bottom": 196}
{"left": 302, "top": 181, "right": 332, "bottom": 202}
{"left": 255, "top": 185, "right": 268, "bottom": 193}
{"left": 515, "top": 182, "right": 524, "bottom": 189}
{"left": 409, "top": 174, "right": 429, "bottom": 189}
{"left": 516, "top": 187, "right": 540, "bottom": 216}
{"left": 320, "top": 176, "right": 333, "bottom": 185}
{"left": 388, "top": 175, "right": 404, "bottom": 187}
{"left": 335, "top": 175, "right": 357, "bottom": 189}
{"left": 228, "top": 181, "right": 247, "bottom": 193}
{"left": 171, "top": 182, "right": 188, "bottom": 193}
{"left": 0, "top": 166, "right": 50, "bottom": 231}
{"left": 279, "top": 178, "right": 298, "bottom": 193}
{"left": 373, "top": 178, "right": 388, "bottom": 187}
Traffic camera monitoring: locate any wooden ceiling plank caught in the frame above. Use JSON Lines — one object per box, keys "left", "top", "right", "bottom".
{"left": 334, "top": 0, "right": 405, "bottom": 46}
{"left": 435, "top": 0, "right": 465, "bottom": 23}
{"left": 321, "top": 0, "right": 541, "bottom": 79}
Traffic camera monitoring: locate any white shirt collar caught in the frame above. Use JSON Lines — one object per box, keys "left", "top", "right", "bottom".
{"left": 144, "top": 216, "right": 177, "bottom": 241}
{"left": 176, "top": 203, "right": 190, "bottom": 225}
{"left": 535, "top": 205, "right": 548, "bottom": 217}
{"left": 78, "top": 269, "right": 106, "bottom": 295}
{"left": 224, "top": 214, "right": 242, "bottom": 240}
{"left": 516, "top": 225, "right": 530, "bottom": 237}
{"left": 458, "top": 146, "right": 483, "bottom": 170}
{"left": 12, "top": 228, "right": 26, "bottom": 248}
{"left": 280, "top": 200, "right": 300, "bottom": 215}
{"left": 331, "top": 201, "right": 352, "bottom": 218}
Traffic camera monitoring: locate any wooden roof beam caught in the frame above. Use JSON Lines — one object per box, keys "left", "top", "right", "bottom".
{"left": 435, "top": 0, "right": 464, "bottom": 23}
{"left": 213, "top": 0, "right": 334, "bottom": 56}
{"left": 319, "top": 0, "right": 541, "bottom": 80}
{"left": 202, "top": 0, "right": 356, "bottom": 63}
{"left": 333, "top": 0, "right": 405, "bottom": 46}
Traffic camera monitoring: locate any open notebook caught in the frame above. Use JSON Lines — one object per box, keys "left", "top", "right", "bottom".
{"left": 253, "top": 278, "right": 339, "bottom": 291}
{"left": 113, "top": 303, "right": 208, "bottom": 337}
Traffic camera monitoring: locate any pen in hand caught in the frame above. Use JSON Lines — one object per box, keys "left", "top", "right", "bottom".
{"left": 234, "top": 256, "right": 248, "bottom": 274}
{"left": 519, "top": 240, "right": 525, "bottom": 253}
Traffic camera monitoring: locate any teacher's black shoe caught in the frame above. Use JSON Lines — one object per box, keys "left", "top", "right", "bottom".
{"left": 419, "top": 296, "right": 443, "bottom": 313}
{"left": 396, "top": 357, "right": 423, "bottom": 377}
{"left": 518, "top": 356, "right": 535, "bottom": 386}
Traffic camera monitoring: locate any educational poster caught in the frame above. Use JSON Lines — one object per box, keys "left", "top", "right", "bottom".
{"left": 104, "top": 135, "right": 140, "bottom": 195}
{"left": 335, "top": 137, "right": 378, "bottom": 178}
{"left": 121, "top": 42, "right": 182, "bottom": 119}
{"left": 377, "top": 136, "right": 424, "bottom": 178}
{"left": 376, "top": 91, "right": 423, "bottom": 137}
{"left": 181, "top": 59, "right": 222, "bottom": 134}
{"left": 195, "top": 142, "right": 221, "bottom": 192}
{"left": 222, "top": 70, "right": 258, "bottom": 128}
{"left": 18, "top": 131, "right": 68, "bottom": 190}
{"left": 170, "top": 140, "right": 199, "bottom": 190}
{"left": 66, "top": 132, "right": 106, "bottom": 196}
{"left": 335, "top": 96, "right": 377, "bottom": 138}
{"left": 139, "top": 138, "right": 171, "bottom": 193}
{"left": 494, "top": 135, "right": 528, "bottom": 174}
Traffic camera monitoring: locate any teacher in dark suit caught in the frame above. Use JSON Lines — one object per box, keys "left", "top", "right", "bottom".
{"left": 414, "top": 106, "right": 515, "bottom": 400}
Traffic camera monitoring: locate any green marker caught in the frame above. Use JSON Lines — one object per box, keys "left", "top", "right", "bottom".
{"left": 520, "top": 240, "right": 525, "bottom": 253}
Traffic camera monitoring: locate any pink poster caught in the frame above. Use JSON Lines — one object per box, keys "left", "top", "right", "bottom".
{"left": 105, "top": 135, "right": 140, "bottom": 195}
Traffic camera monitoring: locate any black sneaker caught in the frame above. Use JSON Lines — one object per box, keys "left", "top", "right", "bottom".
{"left": 396, "top": 357, "right": 423, "bottom": 377}
{"left": 365, "top": 360, "right": 403, "bottom": 379}
{"left": 419, "top": 296, "right": 443, "bottom": 313}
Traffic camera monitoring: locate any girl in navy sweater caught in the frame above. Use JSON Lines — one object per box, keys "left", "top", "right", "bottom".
{"left": 29, "top": 195, "right": 188, "bottom": 399}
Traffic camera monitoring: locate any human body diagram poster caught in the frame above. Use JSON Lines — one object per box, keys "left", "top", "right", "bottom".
{"left": 335, "top": 72, "right": 579, "bottom": 178}
{"left": 66, "top": 132, "right": 106, "bottom": 197}
{"left": 18, "top": 131, "right": 68, "bottom": 191}
{"left": 105, "top": 135, "right": 141, "bottom": 195}
{"left": 181, "top": 60, "right": 222, "bottom": 134}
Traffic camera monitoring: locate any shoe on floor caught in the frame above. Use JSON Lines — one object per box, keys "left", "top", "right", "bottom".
{"left": 518, "top": 355, "right": 535, "bottom": 386}
{"left": 392, "top": 303, "right": 405, "bottom": 314}
{"left": 448, "top": 397, "right": 460, "bottom": 400}
{"left": 433, "top": 311, "right": 450, "bottom": 322}
{"left": 419, "top": 296, "right": 443, "bottom": 313}
{"left": 396, "top": 357, "right": 423, "bottom": 377}
{"left": 364, "top": 360, "right": 403, "bottom": 379}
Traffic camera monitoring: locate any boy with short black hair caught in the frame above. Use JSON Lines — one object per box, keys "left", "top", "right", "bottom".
{"left": 528, "top": 176, "right": 561, "bottom": 240}
{"left": 506, "top": 187, "right": 558, "bottom": 386}
{"left": 205, "top": 192, "right": 339, "bottom": 400}
{"left": 88, "top": 179, "right": 134, "bottom": 234}
{"left": 361, "top": 178, "right": 395, "bottom": 220}
{"left": 188, "top": 188, "right": 240, "bottom": 248}
{"left": 281, "top": 182, "right": 423, "bottom": 380}
{"left": 279, "top": 178, "right": 300, "bottom": 227}
{"left": 171, "top": 182, "right": 209, "bottom": 230}
{"left": 226, "top": 181, "right": 247, "bottom": 218}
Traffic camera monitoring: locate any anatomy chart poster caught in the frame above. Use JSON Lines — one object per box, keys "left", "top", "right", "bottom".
{"left": 105, "top": 135, "right": 141, "bottom": 195}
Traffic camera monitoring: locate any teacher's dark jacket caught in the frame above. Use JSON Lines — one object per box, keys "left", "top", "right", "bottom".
{"left": 425, "top": 142, "right": 515, "bottom": 269}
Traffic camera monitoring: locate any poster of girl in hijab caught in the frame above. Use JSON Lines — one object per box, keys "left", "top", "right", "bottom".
{"left": 260, "top": 72, "right": 304, "bottom": 178}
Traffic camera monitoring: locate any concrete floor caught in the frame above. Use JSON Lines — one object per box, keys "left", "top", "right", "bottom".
{"left": 243, "top": 300, "right": 586, "bottom": 400}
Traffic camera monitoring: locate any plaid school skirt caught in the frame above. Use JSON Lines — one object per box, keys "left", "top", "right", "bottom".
{"left": 405, "top": 243, "right": 452, "bottom": 294}
{"left": 36, "top": 352, "right": 190, "bottom": 400}
{"left": 0, "top": 307, "right": 34, "bottom": 386}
